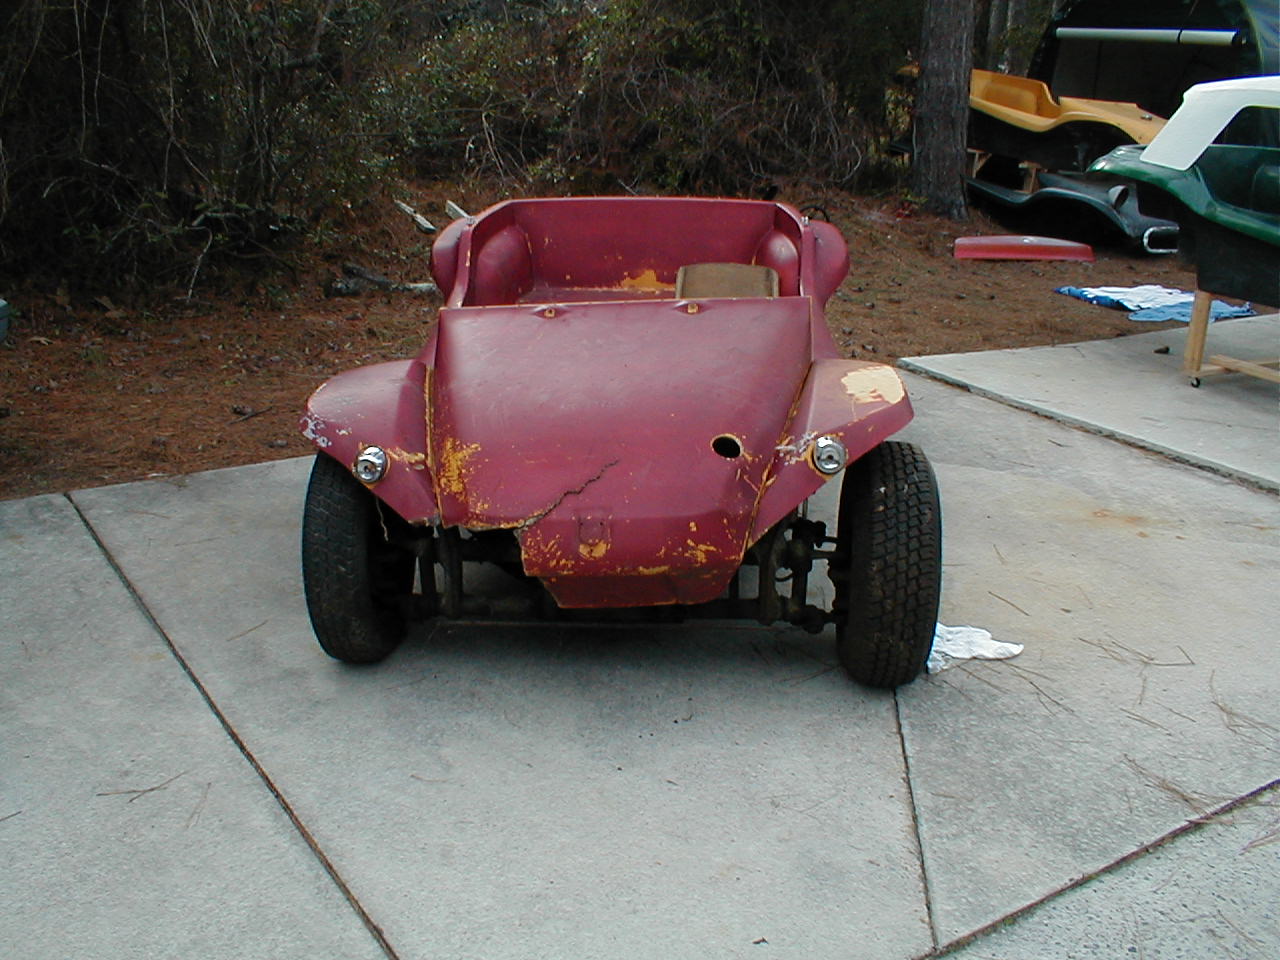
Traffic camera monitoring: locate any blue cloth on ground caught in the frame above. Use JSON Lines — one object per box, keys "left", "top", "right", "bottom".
{"left": 1055, "top": 284, "right": 1254, "bottom": 323}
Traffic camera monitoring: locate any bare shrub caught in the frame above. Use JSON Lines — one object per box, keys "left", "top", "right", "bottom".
{"left": 401, "top": 0, "right": 920, "bottom": 195}
{"left": 1, "top": 0, "right": 923, "bottom": 291}
{"left": 0, "top": 0, "right": 430, "bottom": 289}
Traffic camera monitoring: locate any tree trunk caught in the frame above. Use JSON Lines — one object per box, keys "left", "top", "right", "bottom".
{"left": 983, "top": 0, "right": 1009, "bottom": 70}
{"left": 911, "top": 0, "right": 978, "bottom": 221}
{"left": 999, "top": 0, "right": 1027, "bottom": 73}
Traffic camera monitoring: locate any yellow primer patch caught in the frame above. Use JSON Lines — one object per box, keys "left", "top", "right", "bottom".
{"left": 577, "top": 541, "right": 610, "bottom": 560}
{"left": 684, "top": 539, "right": 718, "bottom": 564}
{"left": 841, "top": 367, "right": 906, "bottom": 406}
{"left": 386, "top": 447, "right": 427, "bottom": 468}
{"left": 423, "top": 370, "right": 436, "bottom": 475}
{"left": 520, "top": 532, "right": 575, "bottom": 574}
{"left": 637, "top": 565, "right": 671, "bottom": 576}
{"left": 437, "top": 437, "right": 481, "bottom": 500}
{"left": 618, "top": 269, "right": 672, "bottom": 292}
{"left": 464, "top": 498, "right": 494, "bottom": 519}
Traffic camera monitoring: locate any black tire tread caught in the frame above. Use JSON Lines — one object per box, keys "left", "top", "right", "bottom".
{"left": 301, "top": 454, "right": 412, "bottom": 663}
{"left": 835, "top": 441, "right": 942, "bottom": 689}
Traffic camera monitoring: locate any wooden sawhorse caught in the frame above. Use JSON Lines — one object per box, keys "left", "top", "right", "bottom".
{"left": 1183, "top": 291, "right": 1280, "bottom": 387}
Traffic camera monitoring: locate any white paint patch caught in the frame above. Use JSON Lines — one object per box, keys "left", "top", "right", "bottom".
{"left": 775, "top": 431, "right": 819, "bottom": 465}
{"left": 841, "top": 366, "right": 906, "bottom": 406}
{"left": 300, "top": 413, "right": 332, "bottom": 448}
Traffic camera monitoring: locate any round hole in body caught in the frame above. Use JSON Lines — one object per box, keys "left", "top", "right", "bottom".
{"left": 711, "top": 434, "right": 743, "bottom": 459}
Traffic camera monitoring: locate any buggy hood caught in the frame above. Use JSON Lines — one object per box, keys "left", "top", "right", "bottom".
{"left": 428, "top": 297, "right": 815, "bottom": 604}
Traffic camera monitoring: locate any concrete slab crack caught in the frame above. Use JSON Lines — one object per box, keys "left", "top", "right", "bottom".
{"left": 896, "top": 689, "right": 940, "bottom": 953}
{"left": 917, "top": 777, "right": 1280, "bottom": 958}
{"left": 64, "top": 492, "right": 401, "bottom": 960}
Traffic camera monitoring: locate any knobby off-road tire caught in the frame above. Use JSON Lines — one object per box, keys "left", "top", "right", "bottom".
{"left": 834, "top": 441, "right": 942, "bottom": 689}
{"left": 301, "top": 454, "right": 416, "bottom": 664}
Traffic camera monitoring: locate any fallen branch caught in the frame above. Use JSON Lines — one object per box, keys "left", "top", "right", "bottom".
{"left": 230, "top": 405, "right": 272, "bottom": 424}
{"left": 392, "top": 281, "right": 439, "bottom": 296}
{"left": 394, "top": 200, "right": 436, "bottom": 234}
{"left": 343, "top": 262, "right": 393, "bottom": 288}
{"left": 97, "top": 770, "right": 187, "bottom": 803}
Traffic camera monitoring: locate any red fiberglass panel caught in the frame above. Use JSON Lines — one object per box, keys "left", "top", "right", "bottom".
{"left": 509, "top": 197, "right": 784, "bottom": 289}
{"left": 443, "top": 197, "right": 819, "bottom": 308}
{"left": 953, "top": 235, "right": 1095, "bottom": 261}
{"left": 301, "top": 358, "right": 439, "bottom": 524}
{"left": 428, "top": 297, "right": 814, "bottom": 605}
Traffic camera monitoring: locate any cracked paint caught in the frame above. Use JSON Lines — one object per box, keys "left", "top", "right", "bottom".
{"left": 736, "top": 466, "right": 763, "bottom": 496}
{"left": 517, "top": 459, "right": 621, "bottom": 530}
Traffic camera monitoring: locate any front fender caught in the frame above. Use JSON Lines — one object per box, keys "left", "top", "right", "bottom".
{"left": 749, "top": 360, "right": 913, "bottom": 541}
{"left": 299, "top": 359, "right": 439, "bottom": 524}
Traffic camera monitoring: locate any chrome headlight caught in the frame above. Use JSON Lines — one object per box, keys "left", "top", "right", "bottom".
{"left": 353, "top": 445, "right": 388, "bottom": 483}
{"left": 811, "top": 435, "right": 847, "bottom": 475}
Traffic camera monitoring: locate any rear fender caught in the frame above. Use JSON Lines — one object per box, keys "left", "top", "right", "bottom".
{"left": 800, "top": 219, "right": 850, "bottom": 310}
{"left": 749, "top": 360, "right": 913, "bottom": 541}
{"left": 299, "top": 358, "right": 439, "bottom": 524}
{"left": 430, "top": 216, "right": 470, "bottom": 304}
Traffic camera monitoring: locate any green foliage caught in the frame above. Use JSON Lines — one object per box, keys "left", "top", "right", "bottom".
{"left": 1, "top": 0, "right": 933, "bottom": 291}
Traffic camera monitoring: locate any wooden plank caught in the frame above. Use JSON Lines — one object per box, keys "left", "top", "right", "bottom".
{"left": 1207, "top": 354, "right": 1280, "bottom": 383}
{"left": 1182, "top": 290, "right": 1212, "bottom": 375}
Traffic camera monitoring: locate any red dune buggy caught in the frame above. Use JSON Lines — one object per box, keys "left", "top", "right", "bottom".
{"left": 299, "top": 197, "right": 941, "bottom": 688}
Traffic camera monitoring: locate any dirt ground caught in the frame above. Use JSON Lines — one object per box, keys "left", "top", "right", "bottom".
{"left": 0, "top": 186, "right": 1219, "bottom": 501}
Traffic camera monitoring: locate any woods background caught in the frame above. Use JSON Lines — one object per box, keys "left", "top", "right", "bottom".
{"left": 0, "top": 0, "right": 1056, "bottom": 291}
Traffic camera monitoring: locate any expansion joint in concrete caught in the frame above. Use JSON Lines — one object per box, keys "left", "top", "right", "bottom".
{"left": 918, "top": 777, "right": 1280, "bottom": 958}
{"left": 895, "top": 690, "right": 940, "bottom": 952}
{"left": 64, "top": 492, "right": 402, "bottom": 960}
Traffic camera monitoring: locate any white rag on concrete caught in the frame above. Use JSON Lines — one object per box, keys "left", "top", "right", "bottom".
{"left": 927, "top": 624, "right": 1023, "bottom": 674}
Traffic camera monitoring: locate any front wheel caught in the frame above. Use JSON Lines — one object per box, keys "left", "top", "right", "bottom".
{"left": 832, "top": 441, "right": 942, "bottom": 689}
{"left": 301, "top": 454, "right": 416, "bottom": 663}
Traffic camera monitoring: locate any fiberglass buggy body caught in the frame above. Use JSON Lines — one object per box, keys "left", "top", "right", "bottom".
{"left": 299, "top": 197, "right": 941, "bottom": 689}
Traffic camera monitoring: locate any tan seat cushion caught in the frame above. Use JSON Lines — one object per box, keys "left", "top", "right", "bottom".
{"left": 675, "top": 263, "right": 779, "bottom": 299}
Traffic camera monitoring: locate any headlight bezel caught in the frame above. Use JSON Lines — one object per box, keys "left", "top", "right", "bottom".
{"left": 353, "top": 445, "right": 388, "bottom": 483}
{"left": 811, "top": 435, "right": 848, "bottom": 475}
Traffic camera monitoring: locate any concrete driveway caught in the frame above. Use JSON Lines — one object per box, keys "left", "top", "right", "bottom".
{"left": 3, "top": 317, "right": 1277, "bottom": 959}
